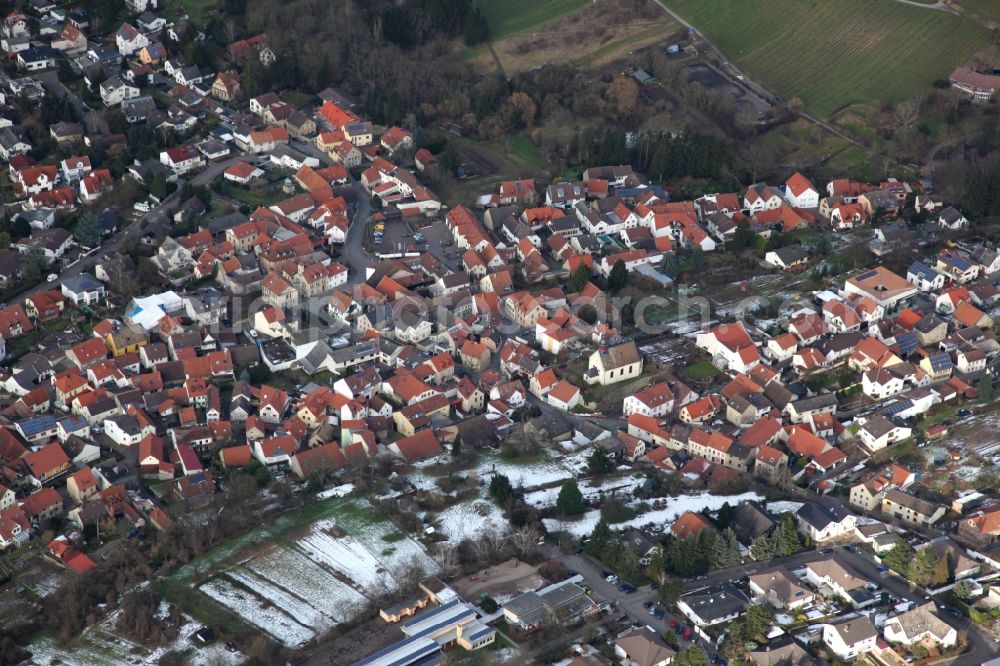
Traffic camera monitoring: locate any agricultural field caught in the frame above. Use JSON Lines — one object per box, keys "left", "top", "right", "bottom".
{"left": 958, "top": 0, "right": 1000, "bottom": 24}
{"left": 470, "top": 0, "right": 680, "bottom": 75}
{"left": 664, "top": 0, "right": 989, "bottom": 118}
{"left": 163, "top": 498, "right": 439, "bottom": 648}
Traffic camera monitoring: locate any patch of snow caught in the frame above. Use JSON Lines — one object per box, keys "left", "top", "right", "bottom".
{"left": 243, "top": 547, "right": 368, "bottom": 623}
{"left": 766, "top": 500, "right": 804, "bottom": 515}
{"left": 544, "top": 491, "right": 762, "bottom": 537}
{"left": 200, "top": 576, "right": 314, "bottom": 647}
{"left": 436, "top": 500, "right": 506, "bottom": 543}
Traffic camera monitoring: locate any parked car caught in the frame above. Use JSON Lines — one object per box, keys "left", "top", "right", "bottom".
{"left": 653, "top": 607, "right": 665, "bottom": 620}
{"left": 669, "top": 619, "right": 679, "bottom": 628}
{"left": 957, "top": 408, "right": 972, "bottom": 418}
{"left": 682, "top": 627, "right": 692, "bottom": 640}
{"left": 877, "top": 566, "right": 889, "bottom": 575}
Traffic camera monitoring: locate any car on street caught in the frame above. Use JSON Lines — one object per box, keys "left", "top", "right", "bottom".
{"left": 619, "top": 583, "right": 636, "bottom": 593}
{"left": 669, "top": 619, "right": 679, "bottom": 628}
{"left": 653, "top": 607, "right": 665, "bottom": 620}
{"left": 877, "top": 566, "right": 889, "bottom": 575}
{"left": 649, "top": 581, "right": 660, "bottom": 590}
{"left": 957, "top": 409, "right": 971, "bottom": 417}
{"left": 643, "top": 601, "right": 654, "bottom": 609}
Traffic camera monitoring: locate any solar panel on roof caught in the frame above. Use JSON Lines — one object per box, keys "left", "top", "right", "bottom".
{"left": 895, "top": 332, "right": 919, "bottom": 355}
{"left": 855, "top": 270, "right": 877, "bottom": 281}
{"left": 18, "top": 415, "right": 57, "bottom": 436}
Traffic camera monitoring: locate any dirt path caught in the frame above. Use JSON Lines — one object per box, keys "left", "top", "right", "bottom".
{"left": 453, "top": 558, "right": 540, "bottom": 598}
{"left": 892, "top": 0, "right": 958, "bottom": 14}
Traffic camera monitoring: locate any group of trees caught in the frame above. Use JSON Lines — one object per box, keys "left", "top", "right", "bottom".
{"left": 115, "top": 589, "right": 183, "bottom": 646}
{"left": 882, "top": 542, "right": 951, "bottom": 587}
{"left": 487, "top": 473, "right": 535, "bottom": 527}
{"left": 633, "top": 132, "right": 736, "bottom": 183}
{"left": 748, "top": 515, "right": 802, "bottom": 562}
{"left": 378, "top": 0, "right": 488, "bottom": 48}
{"left": 586, "top": 519, "right": 646, "bottom": 582}
{"left": 659, "top": 527, "right": 741, "bottom": 577}
{"left": 720, "top": 605, "right": 774, "bottom": 659}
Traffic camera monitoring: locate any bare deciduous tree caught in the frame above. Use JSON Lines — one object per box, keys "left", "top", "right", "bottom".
{"left": 894, "top": 98, "right": 922, "bottom": 140}
{"left": 508, "top": 525, "right": 539, "bottom": 557}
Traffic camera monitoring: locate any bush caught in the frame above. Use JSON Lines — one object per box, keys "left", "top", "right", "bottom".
{"left": 480, "top": 595, "right": 498, "bottom": 613}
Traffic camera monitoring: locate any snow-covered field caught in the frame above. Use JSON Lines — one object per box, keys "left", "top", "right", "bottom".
{"left": 200, "top": 577, "right": 315, "bottom": 647}
{"left": 192, "top": 500, "right": 439, "bottom": 646}
{"left": 523, "top": 476, "right": 644, "bottom": 508}
{"left": 475, "top": 453, "right": 581, "bottom": 489}
{"left": 243, "top": 546, "right": 368, "bottom": 621}
{"left": 543, "top": 491, "right": 762, "bottom": 537}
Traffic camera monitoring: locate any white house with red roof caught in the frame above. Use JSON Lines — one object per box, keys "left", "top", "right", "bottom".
{"left": 695, "top": 322, "right": 760, "bottom": 373}
{"left": 743, "top": 184, "right": 783, "bottom": 214}
{"left": 547, "top": 379, "right": 581, "bottom": 411}
{"left": 224, "top": 161, "right": 264, "bottom": 185}
{"left": 623, "top": 381, "right": 674, "bottom": 418}
{"left": 159, "top": 144, "right": 205, "bottom": 175}
{"left": 784, "top": 172, "right": 819, "bottom": 209}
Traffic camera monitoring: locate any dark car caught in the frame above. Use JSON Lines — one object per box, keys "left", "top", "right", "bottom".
{"left": 620, "top": 583, "right": 637, "bottom": 593}
{"left": 601, "top": 570, "right": 613, "bottom": 579}
{"left": 650, "top": 581, "right": 660, "bottom": 590}
{"left": 669, "top": 619, "right": 679, "bottom": 628}
{"left": 958, "top": 409, "right": 972, "bottom": 418}
{"left": 643, "top": 600, "right": 654, "bottom": 609}
{"left": 653, "top": 607, "right": 665, "bottom": 620}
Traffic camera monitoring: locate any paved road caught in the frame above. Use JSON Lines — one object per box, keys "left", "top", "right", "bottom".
{"left": 343, "top": 181, "right": 372, "bottom": 285}
{"left": 36, "top": 70, "right": 104, "bottom": 135}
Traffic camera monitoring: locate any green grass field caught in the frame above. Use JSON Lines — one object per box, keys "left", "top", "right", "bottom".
{"left": 665, "top": 0, "right": 989, "bottom": 118}
{"left": 683, "top": 360, "right": 722, "bottom": 381}
{"left": 173, "top": 0, "right": 217, "bottom": 25}
{"left": 959, "top": 0, "right": 1000, "bottom": 22}
{"left": 475, "top": 0, "right": 589, "bottom": 40}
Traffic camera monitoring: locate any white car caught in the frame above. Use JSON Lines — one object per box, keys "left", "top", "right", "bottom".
{"left": 248, "top": 329, "right": 258, "bottom": 338}
{"left": 133, "top": 201, "right": 151, "bottom": 212}
{"left": 46, "top": 274, "right": 58, "bottom": 282}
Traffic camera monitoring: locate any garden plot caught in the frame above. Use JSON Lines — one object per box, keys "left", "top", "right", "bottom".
{"left": 228, "top": 568, "right": 335, "bottom": 631}
{"left": 243, "top": 546, "right": 368, "bottom": 621}
{"left": 200, "top": 577, "right": 315, "bottom": 647}
{"left": 543, "top": 491, "right": 762, "bottom": 537}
